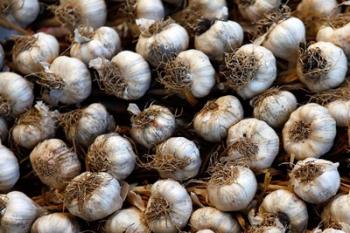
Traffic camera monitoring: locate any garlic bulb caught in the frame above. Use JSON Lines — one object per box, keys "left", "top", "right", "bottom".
{"left": 0, "top": 191, "right": 43, "bottom": 233}
{"left": 282, "top": 103, "right": 336, "bottom": 160}
{"left": 105, "top": 208, "right": 149, "bottom": 233}
{"left": 297, "top": 42, "right": 347, "bottom": 92}
{"left": 55, "top": 0, "right": 107, "bottom": 29}
{"left": 89, "top": 50, "right": 151, "bottom": 100}
{"left": 322, "top": 193, "right": 350, "bottom": 228}
{"left": 0, "top": 72, "right": 34, "bottom": 116}
{"left": 0, "top": 117, "right": 8, "bottom": 142}
{"left": 1, "top": 0, "right": 40, "bottom": 27}
{"left": 190, "top": 207, "right": 240, "bottom": 233}
{"left": 0, "top": 44, "right": 4, "bottom": 69}
{"left": 194, "top": 20, "right": 243, "bottom": 61}
{"left": 145, "top": 179, "right": 192, "bottom": 233}
{"left": 136, "top": 19, "right": 189, "bottom": 67}
{"left": 0, "top": 142, "right": 19, "bottom": 191}
{"left": 236, "top": 0, "right": 281, "bottom": 22}
{"left": 326, "top": 100, "right": 350, "bottom": 127}
{"left": 12, "top": 101, "right": 58, "bottom": 149}
{"left": 208, "top": 164, "right": 257, "bottom": 211}
{"left": 64, "top": 172, "right": 123, "bottom": 221}
{"left": 290, "top": 158, "right": 340, "bottom": 204}
{"left": 148, "top": 137, "right": 201, "bottom": 181}
{"left": 159, "top": 49, "right": 215, "bottom": 99}
{"left": 186, "top": 0, "right": 228, "bottom": 21}
{"left": 60, "top": 103, "right": 115, "bottom": 147}
{"left": 251, "top": 89, "right": 298, "bottom": 128}
{"left": 70, "top": 26, "right": 121, "bottom": 65}
{"left": 135, "top": 0, "right": 164, "bottom": 20}
{"left": 128, "top": 103, "right": 175, "bottom": 148}
{"left": 12, "top": 32, "right": 60, "bottom": 75}
{"left": 39, "top": 56, "right": 92, "bottom": 106}
{"left": 193, "top": 95, "right": 244, "bottom": 142}
{"left": 31, "top": 213, "right": 80, "bottom": 233}
{"left": 226, "top": 118, "right": 279, "bottom": 172}
{"left": 86, "top": 133, "right": 136, "bottom": 180}
{"left": 30, "top": 138, "right": 81, "bottom": 190}
{"left": 221, "top": 43, "right": 277, "bottom": 99}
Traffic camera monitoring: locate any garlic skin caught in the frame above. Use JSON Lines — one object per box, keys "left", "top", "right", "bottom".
{"left": 0, "top": 72, "right": 34, "bottom": 116}
{"left": 30, "top": 138, "right": 81, "bottom": 190}
{"left": 282, "top": 103, "right": 336, "bottom": 160}
{"left": 190, "top": 207, "right": 240, "bottom": 233}
{"left": 86, "top": 133, "right": 136, "bottom": 180}
{"left": 70, "top": 26, "right": 121, "bottom": 65}
{"left": 226, "top": 118, "right": 280, "bottom": 172}
{"left": 194, "top": 20, "right": 243, "bottom": 61}
{"left": 40, "top": 56, "right": 92, "bottom": 106}
{"left": 208, "top": 165, "right": 257, "bottom": 211}
{"left": 0, "top": 143, "right": 19, "bottom": 191}
{"left": 0, "top": 44, "right": 4, "bottom": 69}
{"left": 105, "top": 208, "right": 149, "bottom": 233}
{"left": 188, "top": 0, "right": 228, "bottom": 20}
{"left": 64, "top": 172, "right": 123, "bottom": 221}
{"left": 297, "top": 42, "right": 347, "bottom": 92}
{"left": 13, "top": 32, "right": 60, "bottom": 75}
{"left": 4, "top": 0, "right": 40, "bottom": 26}
{"left": 0, "top": 191, "right": 43, "bottom": 233}
{"left": 290, "top": 158, "right": 340, "bottom": 204}
{"left": 322, "top": 193, "right": 350, "bottom": 228}
{"left": 136, "top": 0, "right": 164, "bottom": 20}
{"left": 12, "top": 101, "right": 58, "bottom": 149}
{"left": 252, "top": 89, "right": 298, "bottom": 128}
{"left": 236, "top": 0, "right": 281, "bottom": 22}
{"left": 145, "top": 179, "right": 192, "bottom": 233}
{"left": 326, "top": 100, "right": 350, "bottom": 127}
{"left": 89, "top": 51, "right": 151, "bottom": 100}
{"left": 313, "top": 229, "right": 346, "bottom": 233}
{"left": 31, "top": 213, "right": 80, "bottom": 233}
{"left": 194, "top": 95, "right": 244, "bottom": 142}
{"left": 197, "top": 230, "right": 215, "bottom": 233}
{"left": 0, "top": 117, "right": 8, "bottom": 142}
{"left": 129, "top": 104, "right": 175, "bottom": 148}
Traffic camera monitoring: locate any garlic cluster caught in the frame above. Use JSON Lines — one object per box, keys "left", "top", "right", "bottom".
{"left": 194, "top": 20, "right": 243, "bottom": 61}
{"left": 31, "top": 213, "right": 80, "bottom": 233}
{"left": 236, "top": 0, "right": 281, "bottom": 22}
{"left": 30, "top": 138, "right": 81, "bottom": 190}
{"left": 135, "top": 0, "right": 164, "bottom": 20}
{"left": 283, "top": 103, "right": 336, "bottom": 160}
{"left": 0, "top": 142, "right": 19, "bottom": 191}
{"left": 64, "top": 172, "right": 124, "bottom": 221}
{"left": 0, "top": 44, "right": 4, "bottom": 69}
{"left": 86, "top": 133, "right": 136, "bottom": 180}
{"left": 105, "top": 208, "right": 149, "bottom": 233}
{"left": 12, "top": 32, "right": 60, "bottom": 75}
{"left": 1, "top": 0, "right": 40, "bottom": 27}
{"left": 128, "top": 103, "right": 175, "bottom": 148}
{"left": 145, "top": 179, "right": 192, "bottom": 233}
{"left": 89, "top": 50, "right": 151, "bottom": 100}
{"left": 226, "top": 118, "right": 280, "bottom": 172}
{"left": 221, "top": 43, "right": 277, "bottom": 99}
{"left": 0, "top": 117, "right": 8, "bottom": 142}
{"left": 322, "top": 193, "right": 350, "bottom": 230}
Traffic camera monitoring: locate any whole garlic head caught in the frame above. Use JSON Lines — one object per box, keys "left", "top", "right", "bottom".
{"left": 105, "top": 208, "right": 149, "bottom": 233}
{"left": 236, "top": 0, "right": 281, "bottom": 22}
{"left": 322, "top": 193, "right": 350, "bottom": 228}
{"left": 64, "top": 172, "right": 124, "bottom": 221}
{"left": 226, "top": 118, "right": 280, "bottom": 172}
{"left": 145, "top": 179, "right": 192, "bottom": 233}
{"left": 89, "top": 51, "right": 151, "bottom": 100}
{"left": 135, "top": 0, "right": 164, "bottom": 20}
{"left": 1, "top": 0, "right": 40, "bottom": 26}
{"left": 282, "top": 103, "right": 336, "bottom": 160}
{"left": 31, "top": 213, "right": 80, "bottom": 233}
{"left": 221, "top": 43, "right": 277, "bottom": 99}
{"left": 190, "top": 207, "right": 240, "bottom": 233}
{"left": 0, "top": 142, "right": 19, "bottom": 191}
{"left": 194, "top": 95, "right": 244, "bottom": 142}
{"left": 12, "top": 32, "right": 60, "bottom": 75}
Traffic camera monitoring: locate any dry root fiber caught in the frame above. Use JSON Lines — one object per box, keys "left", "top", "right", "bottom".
{"left": 145, "top": 196, "right": 171, "bottom": 223}
{"left": 289, "top": 121, "right": 311, "bottom": 142}
{"left": 228, "top": 138, "right": 259, "bottom": 162}
{"left": 16, "top": 106, "right": 42, "bottom": 128}
{"left": 12, "top": 36, "right": 38, "bottom": 58}
{"left": 209, "top": 161, "right": 241, "bottom": 186}
{"left": 250, "top": 87, "right": 281, "bottom": 107}
{"left": 248, "top": 212, "right": 289, "bottom": 233}
{"left": 309, "top": 82, "right": 350, "bottom": 105}
{"left": 329, "top": 12, "right": 350, "bottom": 29}
{"left": 132, "top": 107, "right": 160, "bottom": 128}
{"left": 299, "top": 46, "right": 330, "bottom": 82}
{"left": 293, "top": 161, "right": 323, "bottom": 183}
{"left": 58, "top": 110, "right": 83, "bottom": 134}
{"left": 36, "top": 71, "right": 65, "bottom": 90}
{"left": 86, "top": 137, "right": 112, "bottom": 172}
{"left": 55, "top": 2, "right": 82, "bottom": 29}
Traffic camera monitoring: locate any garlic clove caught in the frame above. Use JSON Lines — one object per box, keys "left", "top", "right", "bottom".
{"left": 0, "top": 142, "right": 20, "bottom": 192}
{"left": 31, "top": 213, "right": 80, "bottom": 233}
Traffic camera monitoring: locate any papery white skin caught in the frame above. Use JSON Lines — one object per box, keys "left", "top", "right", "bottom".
{"left": 64, "top": 172, "right": 123, "bottom": 221}
{"left": 297, "top": 42, "right": 347, "bottom": 92}
{"left": 0, "top": 191, "right": 43, "bottom": 233}
{"left": 188, "top": 0, "right": 228, "bottom": 20}
{"left": 86, "top": 133, "right": 136, "bottom": 180}
{"left": 326, "top": 100, "right": 350, "bottom": 127}
{"left": 42, "top": 56, "right": 91, "bottom": 105}
{"left": 70, "top": 26, "right": 121, "bottom": 65}
{"left": 0, "top": 142, "right": 19, "bottom": 191}
{"left": 0, "top": 72, "right": 34, "bottom": 116}
{"left": 226, "top": 118, "right": 280, "bottom": 172}
{"left": 105, "top": 207, "right": 149, "bottom": 233}
{"left": 13, "top": 32, "right": 59, "bottom": 75}
{"left": 282, "top": 103, "right": 336, "bottom": 160}
{"left": 194, "top": 95, "right": 244, "bottom": 142}
{"left": 0, "top": 117, "right": 8, "bottom": 142}
{"left": 236, "top": 0, "right": 281, "bottom": 22}
{"left": 322, "top": 193, "right": 350, "bottom": 228}
{"left": 155, "top": 137, "right": 201, "bottom": 181}
{"left": 6, "top": 0, "right": 40, "bottom": 26}
{"left": 0, "top": 44, "right": 4, "bottom": 69}
{"left": 197, "top": 230, "right": 215, "bottom": 233}
{"left": 136, "top": 0, "right": 164, "bottom": 20}
{"left": 194, "top": 20, "right": 243, "bottom": 61}
{"left": 252, "top": 90, "right": 298, "bottom": 128}
{"left": 129, "top": 104, "right": 175, "bottom": 148}
{"left": 31, "top": 213, "right": 80, "bottom": 233}
{"left": 290, "top": 158, "right": 340, "bottom": 204}
{"left": 208, "top": 166, "right": 257, "bottom": 211}
{"left": 190, "top": 207, "right": 240, "bottom": 233}
{"left": 145, "top": 179, "right": 192, "bottom": 233}
{"left": 12, "top": 101, "right": 58, "bottom": 149}
{"left": 30, "top": 138, "right": 81, "bottom": 189}
{"left": 313, "top": 228, "right": 346, "bottom": 233}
